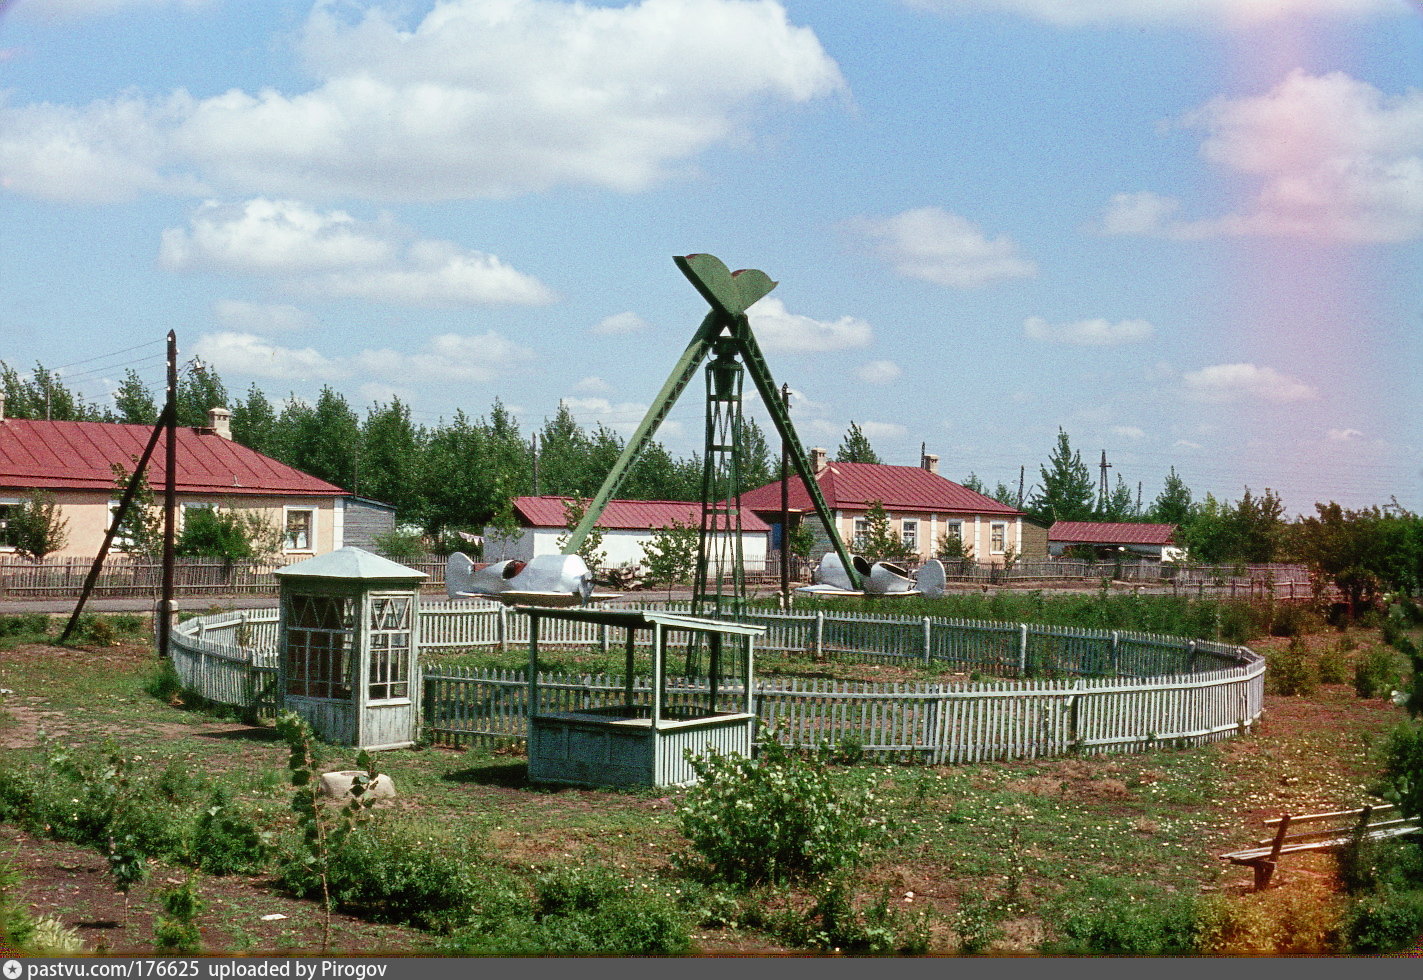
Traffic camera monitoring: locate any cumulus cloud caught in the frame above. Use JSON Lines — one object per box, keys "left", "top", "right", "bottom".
{"left": 0, "top": 0, "right": 844, "bottom": 203}
{"left": 748, "top": 297, "right": 873, "bottom": 354}
{"left": 192, "top": 329, "right": 535, "bottom": 386}
{"left": 1326, "top": 427, "right": 1365, "bottom": 441}
{"left": 1101, "top": 71, "right": 1423, "bottom": 243}
{"left": 857, "top": 420, "right": 908, "bottom": 441}
{"left": 1181, "top": 363, "right": 1316, "bottom": 403}
{"left": 1023, "top": 316, "right": 1155, "bottom": 345}
{"left": 850, "top": 207, "right": 1036, "bottom": 288}
{"left": 592, "top": 312, "right": 649, "bottom": 335}
{"left": 162, "top": 199, "right": 555, "bottom": 305}
{"left": 573, "top": 376, "right": 613, "bottom": 394}
{"left": 1112, "top": 426, "right": 1146, "bottom": 439}
{"left": 212, "top": 300, "right": 316, "bottom": 333}
{"left": 855, "top": 360, "right": 902, "bottom": 384}
{"left": 910, "top": 0, "right": 1405, "bottom": 29}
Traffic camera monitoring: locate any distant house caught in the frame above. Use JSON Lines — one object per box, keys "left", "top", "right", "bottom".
{"left": 0, "top": 401, "right": 361, "bottom": 559}
{"left": 1048, "top": 522, "right": 1182, "bottom": 562}
{"left": 484, "top": 496, "right": 771, "bottom": 570}
{"left": 738, "top": 449, "right": 1037, "bottom": 566}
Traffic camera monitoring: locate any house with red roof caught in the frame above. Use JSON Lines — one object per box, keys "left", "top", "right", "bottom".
{"left": 738, "top": 449, "right": 1036, "bottom": 566}
{"left": 484, "top": 495, "right": 771, "bottom": 571}
{"left": 0, "top": 402, "right": 358, "bottom": 559}
{"left": 1048, "top": 521, "right": 1182, "bottom": 562}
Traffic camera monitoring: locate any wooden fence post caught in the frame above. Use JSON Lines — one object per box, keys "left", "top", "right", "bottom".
{"left": 1111, "top": 630, "right": 1120, "bottom": 674}
{"left": 922, "top": 617, "right": 932, "bottom": 666}
{"left": 497, "top": 605, "right": 508, "bottom": 653}
{"left": 1018, "top": 624, "right": 1029, "bottom": 676}
{"left": 814, "top": 611, "right": 824, "bottom": 659}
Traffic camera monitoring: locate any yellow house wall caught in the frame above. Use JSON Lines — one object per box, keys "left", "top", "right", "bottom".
{"left": 0, "top": 488, "right": 341, "bottom": 559}
{"left": 836, "top": 509, "right": 1024, "bottom": 566}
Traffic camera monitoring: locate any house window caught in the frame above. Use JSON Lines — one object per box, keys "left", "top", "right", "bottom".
{"left": 901, "top": 519, "right": 919, "bottom": 552}
{"left": 0, "top": 499, "right": 18, "bottom": 550}
{"left": 852, "top": 518, "right": 869, "bottom": 550}
{"left": 367, "top": 594, "right": 412, "bottom": 702}
{"left": 283, "top": 593, "right": 353, "bottom": 701}
{"left": 945, "top": 520, "right": 963, "bottom": 542}
{"left": 181, "top": 501, "right": 216, "bottom": 531}
{"left": 990, "top": 522, "right": 1007, "bottom": 554}
{"left": 285, "top": 507, "right": 316, "bottom": 552}
{"left": 108, "top": 499, "right": 137, "bottom": 552}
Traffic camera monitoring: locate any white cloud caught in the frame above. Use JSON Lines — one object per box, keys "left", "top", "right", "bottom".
{"left": 1173, "top": 439, "right": 1205, "bottom": 451}
{"left": 192, "top": 329, "right": 534, "bottom": 386}
{"left": 1182, "top": 363, "right": 1317, "bottom": 403}
{"left": 190, "top": 332, "right": 347, "bottom": 381}
{"left": 858, "top": 420, "right": 907, "bottom": 441}
{"left": 855, "top": 360, "right": 902, "bottom": 384}
{"left": 851, "top": 207, "right": 1036, "bottom": 288}
{"left": 1112, "top": 426, "right": 1146, "bottom": 439}
{"left": 748, "top": 297, "right": 873, "bottom": 354}
{"left": 1103, "top": 71, "right": 1423, "bottom": 243}
{"left": 1326, "top": 427, "right": 1365, "bottom": 441}
{"left": 592, "top": 312, "right": 649, "bottom": 335}
{"left": 1024, "top": 316, "right": 1155, "bottom": 346}
{"left": 574, "top": 376, "right": 613, "bottom": 395}
{"left": 212, "top": 300, "right": 316, "bottom": 333}
{"left": 162, "top": 199, "right": 555, "bottom": 305}
{"left": 0, "top": 0, "right": 844, "bottom": 203}
{"left": 912, "top": 0, "right": 1405, "bottom": 29}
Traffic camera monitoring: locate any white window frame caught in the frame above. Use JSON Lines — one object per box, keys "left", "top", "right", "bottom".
{"left": 0, "top": 498, "right": 19, "bottom": 552}
{"left": 284, "top": 506, "right": 317, "bottom": 553}
{"left": 852, "top": 517, "right": 869, "bottom": 551}
{"left": 990, "top": 522, "right": 1007, "bottom": 555}
{"left": 900, "top": 518, "right": 919, "bottom": 552}
{"left": 945, "top": 520, "right": 963, "bottom": 542}
{"left": 108, "top": 498, "right": 137, "bottom": 552}
{"left": 180, "top": 500, "right": 217, "bottom": 532}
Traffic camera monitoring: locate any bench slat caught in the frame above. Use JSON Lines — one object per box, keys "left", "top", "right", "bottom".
{"left": 1263, "top": 804, "right": 1396, "bottom": 827}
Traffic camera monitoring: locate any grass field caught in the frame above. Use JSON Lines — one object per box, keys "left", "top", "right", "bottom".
{"left": 0, "top": 607, "right": 1418, "bottom": 956}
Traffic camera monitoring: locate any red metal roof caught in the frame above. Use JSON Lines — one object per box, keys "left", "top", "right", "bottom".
{"left": 739, "top": 462, "right": 1022, "bottom": 517}
{"left": 512, "top": 496, "right": 770, "bottom": 533}
{"left": 1049, "top": 521, "right": 1177, "bottom": 546}
{"left": 0, "top": 418, "right": 345, "bottom": 497}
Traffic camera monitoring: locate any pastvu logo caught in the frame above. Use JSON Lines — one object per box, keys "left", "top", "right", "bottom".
{"left": 3, "top": 958, "right": 23, "bottom": 980}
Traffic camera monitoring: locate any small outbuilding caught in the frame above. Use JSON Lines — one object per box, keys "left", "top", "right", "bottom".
{"left": 1048, "top": 522, "right": 1182, "bottom": 562}
{"left": 275, "top": 547, "right": 427, "bottom": 750}
{"left": 520, "top": 607, "right": 763, "bottom": 788}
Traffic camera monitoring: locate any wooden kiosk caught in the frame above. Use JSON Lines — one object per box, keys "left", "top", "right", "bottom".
{"left": 275, "top": 547, "right": 426, "bottom": 750}
{"left": 519, "top": 607, "right": 764, "bottom": 788}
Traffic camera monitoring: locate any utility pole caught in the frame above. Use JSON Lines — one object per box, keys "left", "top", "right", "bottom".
{"left": 780, "top": 384, "right": 791, "bottom": 609}
{"left": 1136, "top": 481, "right": 1143, "bottom": 517}
{"left": 531, "top": 432, "right": 540, "bottom": 496}
{"left": 1097, "top": 450, "right": 1112, "bottom": 516}
{"left": 1017, "top": 465, "right": 1026, "bottom": 510}
{"left": 159, "top": 331, "right": 177, "bottom": 659}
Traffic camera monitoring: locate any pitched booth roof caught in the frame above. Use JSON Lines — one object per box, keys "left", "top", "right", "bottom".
{"left": 511, "top": 495, "right": 771, "bottom": 534}
{"left": 0, "top": 418, "right": 344, "bottom": 497}
{"left": 739, "top": 461, "right": 1022, "bottom": 517}
{"left": 1049, "top": 521, "right": 1177, "bottom": 546}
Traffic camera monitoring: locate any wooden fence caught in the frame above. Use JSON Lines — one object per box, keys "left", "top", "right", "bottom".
{"left": 168, "top": 601, "right": 1264, "bottom": 764}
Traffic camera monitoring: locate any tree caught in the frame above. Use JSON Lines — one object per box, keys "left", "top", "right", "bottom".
{"left": 1100, "top": 474, "right": 1137, "bottom": 522}
{"left": 109, "top": 463, "right": 163, "bottom": 559}
{"left": 231, "top": 385, "right": 278, "bottom": 457}
{"left": 359, "top": 398, "right": 422, "bottom": 516}
{"left": 176, "top": 361, "right": 228, "bottom": 428}
{"left": 7, "top": 492, "right": 69, "bottom": 561}
{"left": 961, "top": 473, "right": 987, "bottom": 495}
{"left": 279, "top": 388, "right": 360, "bottom": 490}
{"left": 836, "top": 422, "right": 881, "bottom": 464}
{"left": 555, "top": 497, "right": 607, "bottom": 571}
{"left": 640, "top": 519, "right": 699, "bottom": 596}
{"left": 1293, "top": 502, "right": 1423, "bottom": 613}
{"left": 1, "top": 361, "right": 103, "bottom": 421}
{"left": 935, "top": 526, "right": 975, "bottom": 565}
{"left": 111, "top": 370, "right": 158, "bottom": 425}
{"left": 1177, "top": 487, "right": 1289, "bottom": 565}
{"left": 854, "top": 499, "right": 912, "bottom": 563}
{"left": 737, "top": 416, "right": 775, "bottom": 492}
{"left": 176, "top": 507, "right": 283, "bottom": 562}
{"left": 1027, "top": 428, "right": 1095, "bottom": 525}
{"left": 1150, "top": 467, "right": 1194, "bottom": 526}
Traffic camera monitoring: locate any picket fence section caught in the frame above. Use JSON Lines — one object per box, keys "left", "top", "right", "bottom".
{"left": 168, "top": 601, "right": 1264, "bottom": 764}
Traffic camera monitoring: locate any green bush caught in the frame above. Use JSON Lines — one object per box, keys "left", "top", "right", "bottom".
{"left": 1042, "top": 890, "right": 1199, "bottom": 955}
{"left": 763, "top": 877, "right": 931, "bottom": 954}
{"left": 1342, "top": 888, "right": 1423, "bottom": 954}
{"left": 1266, "top": 638, "right": 1319, "bottom": 697}
{"left": 1355, "top": 647, "right": 1406, "bottom": 700}
{"left": 0, "top": 613, "right": 51, "bottom": 639}
{"left": 678, "top": 733, "right": 889, "bottom": 888}
{"left": 280, "top": 816, "right": 491, "bottom": 934}
{"left": 443, "top": 865, "right": 691, "bottom": 955}
{"left": 192, "top": 788, "right": 272, "bottom": 876}
{"left": 1318, "top": 641, "right": 1352, "bottom": 685}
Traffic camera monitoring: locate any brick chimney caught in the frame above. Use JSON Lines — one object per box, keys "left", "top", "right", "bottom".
{"left": 921, "top": 452, "right": 939, "bottom": 475}
{"left": 810, "top": 447, "right": 828, "bottom": 472}
{"left": 207, "top": 406, "right": 232, "bottom": 439}
{"left": 0, "top": 392, "right": 6, "bottom": 422}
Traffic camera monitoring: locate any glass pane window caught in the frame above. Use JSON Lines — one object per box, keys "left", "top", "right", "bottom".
{"left": 852, "top": 518, "right": 869, "bottom": 550}
{"left": 991, "top": 523, "right": 1007, "bottom": 554}
{"left": 0, "top": 501, "right": 16, "bottom": 549}
{"left": 367, "top": 594, "right": 412, "bottom": 701}
{"left": 285, "top": 509, "right": 314, "bottom": 551}
{"left": 901, "top": 519, "right": 918, "bottom": 552}
{"left": 283, "top": 594, "right": 353, "bottom": 700}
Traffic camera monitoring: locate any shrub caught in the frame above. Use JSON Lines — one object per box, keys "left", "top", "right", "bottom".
{"left": 1195, "top": 879, "right": 1342, "bottom": 954}
{"left": 1266, "top": 637, "right": 1319, "bottom": 697}
{"left": 0, "top": 613, "right": 51, "bottom": 639}
{"left": 1317, "top": 640, "right": 1351, "bottom": 685}
{"left": 192, "top": 788, "right": 272, "bottom": 876}
{"left": 1355, "top": 647, "right": 1405, "bottom": 700}
{"left": 1341, "top": 888, "right": 1423, "bottom": 954}
{"left": 765, "top": 877, "right": 931, "bottom": 954}
{"left": 952, "top": 887, "right": 1005, "bottom": 954}
{"left": 1042, "top": 890, "right": 1198, "bottom": 955}
{"left": 678, "top": 733, "right": 889, "bottom": 888}
{"left": 153, "top": 874, "right": 204, "bottom": 954}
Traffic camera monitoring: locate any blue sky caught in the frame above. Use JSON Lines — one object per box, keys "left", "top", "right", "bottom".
{"left": 2, "top": 0, "right": 1420, "bottom": 515}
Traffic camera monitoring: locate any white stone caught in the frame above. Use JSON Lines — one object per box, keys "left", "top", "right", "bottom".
{"left": 319, "top": 770, "right": 396, "bottom": 800}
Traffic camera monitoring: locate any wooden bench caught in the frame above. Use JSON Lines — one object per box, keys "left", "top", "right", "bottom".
{"left": 1221, "top": 804, "right": 1422, "bottom": 891}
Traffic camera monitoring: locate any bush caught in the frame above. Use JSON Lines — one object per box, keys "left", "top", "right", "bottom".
{"left": 1195, "top": 880, "right": 1343, "bottom": 955}
{"left": 192, "top": 788, "right": 271, "bottom": 876}
{"left": 1043, "top": 891, "right": 1199, "bottom": 955}
{"left": 0, "top": 613, "right": 51, "bottom": 639}
{"left": 443, "top": 865, "right": 691, "bottom": 955}
{"left": 1318, "top": 639, "right": 1352, "bottom": 685}
{"left": 678, "top": 733, "right": 889, "bottom": 888}
{"left": 1355, "top": 647, "right": 1406, "bottom": 700}
{"left": 764, "top": 877, "right": 931, "bottom": 954}
{"left": 1266, "top": 637, "right": 1319, "bottom": 697}
{"left": 1341, "top": 888, "right": 1423, "bottom": 954}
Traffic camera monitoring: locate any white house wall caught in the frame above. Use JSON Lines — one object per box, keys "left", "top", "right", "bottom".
{"left": 483, "top": 525, "right": 769, "bottom": 570}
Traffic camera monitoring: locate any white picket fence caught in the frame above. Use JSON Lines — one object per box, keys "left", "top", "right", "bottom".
{"left": 168, "top": 601, "right": 1265, "bottom": 763}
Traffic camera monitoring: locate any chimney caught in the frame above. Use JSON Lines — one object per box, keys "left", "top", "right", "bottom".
{"left": 921, "top": 452, "right": 939, "bottom": 475}
{"left": 810, "top": 447, "right": 828, "bottom": 473}
{"left": 207, "top": 406, "right": 232, "bottom": 440}
{"left": 0, "top": 392, "right": 6, "bottom": 422}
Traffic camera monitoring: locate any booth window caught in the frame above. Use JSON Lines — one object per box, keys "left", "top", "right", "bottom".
{"left": 284, "top": 507, "right": 315, "bottom": 552}
{"left": 283, "top": 593, "right": 354, "bottom": 700}
{"left": 367, "top": 594, "right": 412, "bottom": 702}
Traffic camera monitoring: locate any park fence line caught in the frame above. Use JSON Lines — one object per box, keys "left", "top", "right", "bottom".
{"left": 168, "top": 601, "right": 1264, "bottom": 764}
